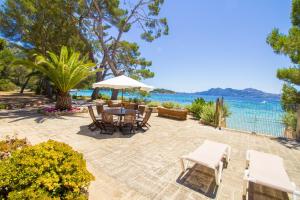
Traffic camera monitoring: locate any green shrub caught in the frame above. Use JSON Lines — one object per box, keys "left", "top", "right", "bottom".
{"left": 128, "top": 97, "right": 143, "bottom": 103}
{"left": 188, "top": 98, "right": 207, "bottom": 119}
{"left": 174, "top": 103, "right": 184, "bottom": 109}
{"left": 147, "top": 101, "right": 161, "bottom": 107}
{"left": 222, "top": 104, "right": 231, "bottom": 118}
{"left": 117, "top": 96, "right": 127, "bottom": 101}
{"left": 199, "top": 102, "right": 230, "bottom": 126}
{"left": 161, "top": 101, "right": 182, "bottom": 109}
{"left": 184, "top": 104, "right": 191, "bottom": 110}
{"left": 133, "top": 98, "right": 141, "bottom": 103}
{"left": 200, "top": 103, "right": 216, "bottom": 126}
{"left": 0, "top": 104, "right": 6, "bottom": 109}
{"left": 99, "top": 93, "right": 110, "bottom": 100}
{"left": 0, "top": 140, "right": 95, "bottom": 199}
{"left": 161, "top": 101, "right": 175, "bottom": 109}
{"left": 193, "top": 97, "right": 206, "bottom": 105}
{"left": 283, "top": 111, "right": 297, "bottom": 131}
{"left": 0, "top": 79, "right": 17, "bottom": 91}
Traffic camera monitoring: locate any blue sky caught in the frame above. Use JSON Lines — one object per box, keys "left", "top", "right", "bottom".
{"left": 124, "top": 0, "right": 292, "bottom": 94}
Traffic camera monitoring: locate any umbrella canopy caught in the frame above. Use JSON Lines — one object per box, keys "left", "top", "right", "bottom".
{"left": 92, "top": 75, "right": 154, "bottom": 92}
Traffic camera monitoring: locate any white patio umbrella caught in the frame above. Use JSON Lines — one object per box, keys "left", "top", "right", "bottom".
{"left": 92, "top": 75, "right": 154, "bottom": 100}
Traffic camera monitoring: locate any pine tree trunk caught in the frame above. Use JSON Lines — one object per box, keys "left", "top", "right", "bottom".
{"left": 45, "top": 79, "right": 53, "bottom": 98}
{"left": 91, "top": 88, "right": 100, "bottom": 100}
{"left": 20, "top": 76, "right": 31, "bottom": 94}
{"left": 91, "top": 71, "right": 104, "bottom": 100}
{"left": 111, "top": 89, "right": 119, "bottom": 100}
{"left": 295, "top": 104, "right": 300, "bottom": 140}
{"left": 56, "top": 92, "right": 72, "bottom": 110}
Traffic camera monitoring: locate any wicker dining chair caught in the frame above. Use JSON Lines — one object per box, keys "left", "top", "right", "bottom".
{"left": 108, "top": 100, "right": 122, "bottom": 107}
{"left": 96, "top": 104, "right": 104, "bottom": 117}
{"left": 120, "top": 110, "right": 136, "bottom": 134}
{"left": 136, "top": 108, "right": 152, "bottom": 131}
{"left": 137, "top": 105, "right": 146, "bottom": 117}
{"left": 124, "top": 103, "right": 136, "bottom": 110}
{"left": 101, "top": 112, "right": 117, "bottom": 135}
{"left": 88, "top": 106, "right": 103, "bottom": 131}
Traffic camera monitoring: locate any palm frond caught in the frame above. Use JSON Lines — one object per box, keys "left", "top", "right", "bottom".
{"left": 32, "top": 46, "right": 96, "bottom": 93}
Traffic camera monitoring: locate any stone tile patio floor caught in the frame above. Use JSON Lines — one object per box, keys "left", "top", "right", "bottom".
{"left": 1, "top": 109, "right": 300, "bottom": 200}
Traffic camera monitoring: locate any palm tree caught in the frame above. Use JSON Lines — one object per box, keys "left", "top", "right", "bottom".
{"left": 33, "top": 46, "right": 95, "bottom": 110}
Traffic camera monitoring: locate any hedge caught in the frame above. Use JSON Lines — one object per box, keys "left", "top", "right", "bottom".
{"left": 0, "top": 140, "right": 94, "bottom": 199}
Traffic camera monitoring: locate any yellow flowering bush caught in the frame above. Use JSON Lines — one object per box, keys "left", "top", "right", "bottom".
{"left": 0, "top": 136, "right": 30, "bottom": 160}
{"left": 0, "top": 140, "right": 94, "bottom": 199}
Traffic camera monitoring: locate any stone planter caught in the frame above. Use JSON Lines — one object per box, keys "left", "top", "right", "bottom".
{"left": 149, "top": 107, "right": 158, "bottom": 113}
{"left": 157, "top": 107, "right": 188, "bottom": 120}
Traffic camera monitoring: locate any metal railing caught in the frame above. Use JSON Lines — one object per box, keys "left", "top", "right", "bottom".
{"left": 225, "top": 100, "right": 285, "bottom": 137}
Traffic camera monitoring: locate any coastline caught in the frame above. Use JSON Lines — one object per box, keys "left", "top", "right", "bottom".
{"left": 70, "top": 89, "right": 284, "bottom": 137}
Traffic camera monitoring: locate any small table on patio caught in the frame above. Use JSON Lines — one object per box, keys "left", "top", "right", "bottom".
{"left": 103, "top": 107, "right": 139, "bottom": 125}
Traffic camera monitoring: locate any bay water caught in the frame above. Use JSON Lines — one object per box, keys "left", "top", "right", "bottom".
{"left": 71, "top": 90, "right": 284, "bottom": 137}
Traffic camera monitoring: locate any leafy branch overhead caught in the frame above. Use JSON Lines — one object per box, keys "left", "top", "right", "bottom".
{"left": 0, "top": 0, "right": 92, "bottom": 56}
{"left": 0, "top": 0, "right": 169, "bottom": 99}
{"left": 267, "top": 0, "right": 300, "bottom": 131}
{"left": 267, "top": 0, "right": 300, "bottom": 108}
{"left": 83, "top": 0, "right": 168, "bottom": 77}
{"left": 267, "top": 0, "right": 300, "bottom": 83}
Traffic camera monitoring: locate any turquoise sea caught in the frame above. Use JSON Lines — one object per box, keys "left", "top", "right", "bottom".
{"left": 70, "top": 90, "right": 284, "bottom": 137}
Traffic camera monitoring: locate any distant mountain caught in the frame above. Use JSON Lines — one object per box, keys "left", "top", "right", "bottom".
{"left": 151, "top": 88, "right": 176, "bottom": 94}
{"left": 194, "top": 88, "right": 280, "bottom": 99}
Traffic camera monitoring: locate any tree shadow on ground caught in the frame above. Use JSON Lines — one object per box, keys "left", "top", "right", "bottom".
{"left": 271, "top": 137, "right": 300, "bottom": 150}
{"left": 0, "top": 109, "right": 86, "bottom": 124}
{"left": 176, "top": 164, "right": 218, "bottom": 199}
{"left": 77, "top": 124, "right": 146, "bottom": 140}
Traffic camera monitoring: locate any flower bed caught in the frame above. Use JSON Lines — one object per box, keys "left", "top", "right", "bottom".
{"left": 39, "top": 106, "right": 87, "bottom": 116}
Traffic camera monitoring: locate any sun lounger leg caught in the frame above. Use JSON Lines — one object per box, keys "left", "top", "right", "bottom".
{"left": 215, "top": 161, "right": 223, "bottom": 185}
{"left": 292, "top": 182, "right": 300, "bottom": 200}
{"left": 226, "top": 146, "right": 231, "bottom": 162}
{"left": 243, "top": 170, "right": 249, "bottom": 199}
{"left": 246, "top": 151, "right": 250, "bottom": 168}
{"left": 180, "top": 158, "right": 185, "bottom": 173}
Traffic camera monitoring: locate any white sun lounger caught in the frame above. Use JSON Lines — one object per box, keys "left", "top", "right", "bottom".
{"left": 243, "top": 150, "right": 300, "bottom": 200}
{"left": 180, "top": 140, "right": 231, "bottom": 185}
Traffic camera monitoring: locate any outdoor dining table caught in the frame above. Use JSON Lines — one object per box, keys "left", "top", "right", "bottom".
{"left": 103, "top": 107, "right": 138, "bottom": 115}
{"left": 103, "top": 107, "right": 139, "bottom": 125}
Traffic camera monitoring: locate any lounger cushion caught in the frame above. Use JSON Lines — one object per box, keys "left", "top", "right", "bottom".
{"left": 247, "top": 150, "right": 294, "bottom": 193}
{"left": 182, "top": 140, "right": 228, "bottom": 169}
